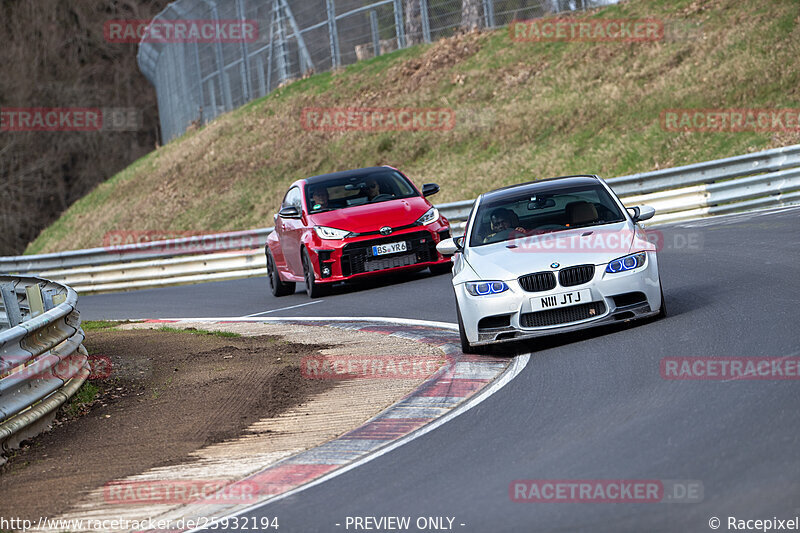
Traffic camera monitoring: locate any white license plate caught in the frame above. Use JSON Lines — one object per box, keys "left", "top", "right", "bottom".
{"left": 531, "top": 289, "right": 592, "bottom": 311}
{"left": 371, "top": 241, "right": 408, "bottom": 256}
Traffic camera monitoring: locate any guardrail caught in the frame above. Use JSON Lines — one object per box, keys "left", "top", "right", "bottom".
{"left": 2, "top": 144, "right": 799, "bottom": 293}
{"left": 0, "top": 276, "right": 87, "bottom": 453}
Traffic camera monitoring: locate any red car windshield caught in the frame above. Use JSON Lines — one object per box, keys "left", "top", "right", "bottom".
{"left": 306, "top": 170, "right": 419, "bottom": 213}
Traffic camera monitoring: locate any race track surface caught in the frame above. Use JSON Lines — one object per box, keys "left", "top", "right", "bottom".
{"left": 79, "top": 207, "right": 800, "bottom": 533}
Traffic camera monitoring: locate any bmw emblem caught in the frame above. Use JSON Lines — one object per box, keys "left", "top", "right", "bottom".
{"left": 550, "top": 262, "right": 560, "bottom": 269}
{"left": 380, "top": 226, "right": 393, "bottom": 236}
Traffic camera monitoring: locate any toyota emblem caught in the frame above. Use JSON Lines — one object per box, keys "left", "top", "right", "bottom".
{"left": 380, "top": 226, "right": 393, "bottom": 235}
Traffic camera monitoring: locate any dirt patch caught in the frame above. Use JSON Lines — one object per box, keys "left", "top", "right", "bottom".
{"left": 0, "top": 328, "right": 333, "bottom": 522}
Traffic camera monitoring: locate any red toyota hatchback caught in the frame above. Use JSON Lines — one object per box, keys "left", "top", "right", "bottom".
{"left": 265, "top": 166, "right": 452, "bottom": 297}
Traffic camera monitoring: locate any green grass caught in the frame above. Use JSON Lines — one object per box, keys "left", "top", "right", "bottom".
{"left": 81, "top": 320, "right": 120, "bottom": 331}
{"left": 156, "top": 326, "right": 241, "bottom": 338}
{"left": 65, "top": 382, "right": 100, "bottom": 417}
{"left": 25, "top": 0, "right": 800, "bottom": 254}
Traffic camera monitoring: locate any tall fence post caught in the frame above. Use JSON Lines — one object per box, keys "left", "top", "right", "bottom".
{"left": 266, "top": 2, "right": 277, "bottom": 92}
{"left": 420, "top": 0, "right": 431, "bottom": 43}
{"left": 482, "top": 0, "right": 495, "bottom": 28}
{"left": 280, "top": 0, "right": 314, "bottom": 74}
{"left": 370, "top": 10, "right": 381, "bottom": 56}
{"left": 393, "top": 0, "right": 406, "bottom": 49}
{"left": 193, "top": 43, "right": 205, "bottom": 122}
{"left": 236, "top": 0, "right": 252, "bottom": 102}
{"left": 273, "top": 0, "right": 289, "bottom": 84}
{"left": 326, "top": 0, "right": 340, "bottom": 68}
{"left": 206, "top": 0, "right": 233, "bottom": 109}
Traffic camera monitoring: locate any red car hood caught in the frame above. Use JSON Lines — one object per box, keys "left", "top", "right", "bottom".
{"left": 308, "top": 196, "right": 432, "bottom": 233}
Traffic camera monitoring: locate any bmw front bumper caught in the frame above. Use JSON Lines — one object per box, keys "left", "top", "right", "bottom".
{"left": 456, "top": 252, "right": 662, "bottom": 345}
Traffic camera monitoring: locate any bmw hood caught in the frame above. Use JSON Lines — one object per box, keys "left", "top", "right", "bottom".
{"left": 308, "top": 196, "right": 432, "bottom": 234}
{"left": 463, "top": 222, "right": 655, "bottom": 280}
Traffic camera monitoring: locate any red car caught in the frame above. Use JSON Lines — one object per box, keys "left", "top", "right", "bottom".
{"left": 265, "top": 166, "right": 452, "bottom": 297}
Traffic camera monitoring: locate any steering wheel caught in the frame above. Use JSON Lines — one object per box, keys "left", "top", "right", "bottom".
{"left": 370, "top": 193, "right": 394, "bottom": 202}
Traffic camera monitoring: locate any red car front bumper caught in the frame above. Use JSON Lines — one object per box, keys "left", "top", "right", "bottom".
{"left": 305, "top": 220, "right": 451, "bottom": 283}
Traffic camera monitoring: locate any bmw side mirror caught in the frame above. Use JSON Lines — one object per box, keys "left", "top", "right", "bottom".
{"left": 278, "top": 205, "right": 302, "bottom": 219}
{"left": 628, "top": 205, "right": 655, "bottom": 222}
{"left": 436, "top": 237, "right": 462, "bottom": 256}
{"left": 422, "top": 183, "right": 440, "bottom": 197}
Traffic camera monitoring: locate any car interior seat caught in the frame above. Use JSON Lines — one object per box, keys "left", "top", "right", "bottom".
{"left": 565, "top": 201, "right": 599, "bottom": 226}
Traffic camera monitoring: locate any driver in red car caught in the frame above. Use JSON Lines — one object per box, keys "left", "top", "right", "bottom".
{"left": 365, "top": 178, "right": 382, "bottom": 201}
{"left": 311, "top": 186, "right": 329, "bottom": 210}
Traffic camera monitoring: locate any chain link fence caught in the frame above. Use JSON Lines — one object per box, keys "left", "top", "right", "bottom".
{"left": 137, "top": 0, "right": 615, "bottom": 142}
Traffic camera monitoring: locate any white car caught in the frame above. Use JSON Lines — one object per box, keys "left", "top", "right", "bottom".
{"left": 437, "top": 175, "right": 666, "bottom": 353}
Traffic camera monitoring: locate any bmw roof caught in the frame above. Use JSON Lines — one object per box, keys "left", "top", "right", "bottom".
{"left": 480, "top": 175, "right": 602, "bottom": 202}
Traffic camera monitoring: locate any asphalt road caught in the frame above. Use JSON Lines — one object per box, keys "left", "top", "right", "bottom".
{"left": 78, "top": 263, "right": 457, "bottom": 322}
{"left": 79, "top": 207, "right": 800, "bottom": 533}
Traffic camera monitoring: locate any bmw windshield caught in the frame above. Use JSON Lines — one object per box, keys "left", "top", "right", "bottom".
{"left": 469, "top": 184, "right": 626, "bottom": 247}
{"left": 306, "top": 170, "right": 419, "bottom": 214}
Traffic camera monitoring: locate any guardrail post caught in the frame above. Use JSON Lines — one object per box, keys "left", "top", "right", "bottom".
{"left": 25, "top": 284, "right": 45, "bottom": 319}
{"left": 42, "top": 289, "right": 56, "bottom": 311}
{"left": 0, "top": 284, "right": 22, "bottom": 327}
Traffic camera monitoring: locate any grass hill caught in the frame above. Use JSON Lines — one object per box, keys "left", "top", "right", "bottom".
{"left": 26, "top": 0, "right": 800, "bottom": 254}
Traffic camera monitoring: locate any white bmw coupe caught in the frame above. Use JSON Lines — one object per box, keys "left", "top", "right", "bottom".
{"left": 437, "top": 175, "right": 666, "bottom": 353}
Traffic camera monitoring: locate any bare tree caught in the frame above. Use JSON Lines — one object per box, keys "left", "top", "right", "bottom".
{"left": 405, "top": 0, "right": 423, "bottom": 45}
{"left": 0, "top": 0, "right": 169, "bottom": 255}
{"left": 461, "top": 0, "right": 481, "bottom": 31}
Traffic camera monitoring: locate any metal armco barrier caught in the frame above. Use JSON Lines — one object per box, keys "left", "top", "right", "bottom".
{"left": 0, "top": 276, "right": 87, "bottom": 453}
{"left": 2, "top": 144, "right": 799, "bottom": 293}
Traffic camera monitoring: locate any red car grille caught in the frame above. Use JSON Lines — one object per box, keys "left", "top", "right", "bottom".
{"left": 340, "top": 231, "right": 436, "bottom": 276}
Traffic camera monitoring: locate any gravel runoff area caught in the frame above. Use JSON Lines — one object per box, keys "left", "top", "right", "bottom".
{"left": 0, "top": 320, "right": 445, "bottom": 531}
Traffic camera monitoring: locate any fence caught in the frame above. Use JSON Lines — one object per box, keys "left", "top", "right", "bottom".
{"left": 2, "top": 145, "right": 799, "bottom": 293}
{"left": 137, "top": 0, "right": 614, "bottom": 142}
{"left": 0, "top": 277, "right": 87, "bottom": 453}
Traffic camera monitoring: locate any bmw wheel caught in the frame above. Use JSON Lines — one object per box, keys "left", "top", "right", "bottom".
{"left": 457, "top": 304, "right": 478, "bottom": 354}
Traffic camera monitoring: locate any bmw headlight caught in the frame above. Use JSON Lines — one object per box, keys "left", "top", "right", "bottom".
{"left": 415, "top": 207, "right": 439, "bottom": 226}
{"left": 465, "top": 281, "right": 509, "bottom": 296}
{"left": 314, "top": 226, "right": 351, "bottom": 240}
{"left": 605, "top": 252, "right": 646, "bottom": 273}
